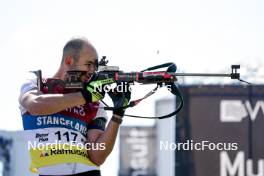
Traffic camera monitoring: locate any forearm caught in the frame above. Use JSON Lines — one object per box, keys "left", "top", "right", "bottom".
{"left": 24, "top": 92, "right": 86, "bottom": 115}
{"left": 88, "top": 115, "right": 121, "bottom": 165}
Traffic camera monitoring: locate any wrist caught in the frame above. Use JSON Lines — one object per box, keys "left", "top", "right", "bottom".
{"left": 113, "top": 113, "right": 123, "bottom": 118}
{"left": 113, "top": 109, "right": 125, "bottom": 117}
{"left": 111, "top": 115, "right": 123, "bottom": 124}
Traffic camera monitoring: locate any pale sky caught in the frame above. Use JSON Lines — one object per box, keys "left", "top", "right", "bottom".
{"left": 0, "top": 0, "right": 263, "bottom": 175}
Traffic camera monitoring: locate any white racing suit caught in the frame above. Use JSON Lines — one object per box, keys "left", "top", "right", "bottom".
{"left": 19, "top": 79, "right": 107, "bottom": 175}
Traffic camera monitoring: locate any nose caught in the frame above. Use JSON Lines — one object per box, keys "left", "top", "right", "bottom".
{"left": 86, "top": 63, "right": 96, "bottom": 72}
{"left": 88, "top": 66, "right": 95, "bottom": 73}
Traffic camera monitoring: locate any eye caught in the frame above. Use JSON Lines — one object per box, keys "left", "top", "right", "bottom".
{"left": 85, "top": 62, "right": 95, "bottom": 68}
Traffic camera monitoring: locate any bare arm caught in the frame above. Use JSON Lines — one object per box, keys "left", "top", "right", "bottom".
{"left": 87, "top": 115, "right": 121, "bottom": 166}
{"left": 20, "top": 89, "right": 86, "bottom": 115}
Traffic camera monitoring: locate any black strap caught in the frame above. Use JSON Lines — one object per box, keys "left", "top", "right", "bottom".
{"left": 124, "top": 82, "right": 184, "bottom": 119}
{"left": 101, "top": 63, "right": 184, "bottom": 119}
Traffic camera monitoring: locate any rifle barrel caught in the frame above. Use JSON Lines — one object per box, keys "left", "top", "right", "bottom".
{"left": 174, "top": 73, "right": 231, "bottom": 77}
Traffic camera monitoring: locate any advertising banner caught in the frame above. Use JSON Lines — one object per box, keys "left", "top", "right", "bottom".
{"left": 176, "top": 85, "right": 264, "bottom": 176}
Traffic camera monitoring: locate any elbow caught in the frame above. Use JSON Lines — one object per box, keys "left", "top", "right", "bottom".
{"left": 88, "top": 152, "right": 106, "bottom": 166}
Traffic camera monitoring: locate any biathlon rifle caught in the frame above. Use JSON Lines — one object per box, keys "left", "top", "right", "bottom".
{"left": 32, "top": 56, "right": 249, "bottom": 119}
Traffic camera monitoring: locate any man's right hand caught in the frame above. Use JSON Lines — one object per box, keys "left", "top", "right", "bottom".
{"left": 81, "top": 75, "right": 106, "bottom": 103}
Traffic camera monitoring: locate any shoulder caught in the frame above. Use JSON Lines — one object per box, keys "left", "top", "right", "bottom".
{"left": 20, "top": 78, "right": 38, "bottom": 95}
{"left": 18, "top": 77, "right": 42, "bottom": 114}
{"left": 19, "top": 78, "right": 39, "bottom": 106}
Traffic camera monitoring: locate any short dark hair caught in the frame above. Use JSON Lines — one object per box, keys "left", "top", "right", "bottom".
{"left": 61, "top": 38, "right": 86, "bottom": 64}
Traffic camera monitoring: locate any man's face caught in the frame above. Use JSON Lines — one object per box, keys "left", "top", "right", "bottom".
{"left": 71, "top": 43, "right": 98, "bottom": 81}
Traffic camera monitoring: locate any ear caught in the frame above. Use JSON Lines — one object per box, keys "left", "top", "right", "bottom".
{"left": 64, "top": 56, "right": 73, "bottom": 65}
